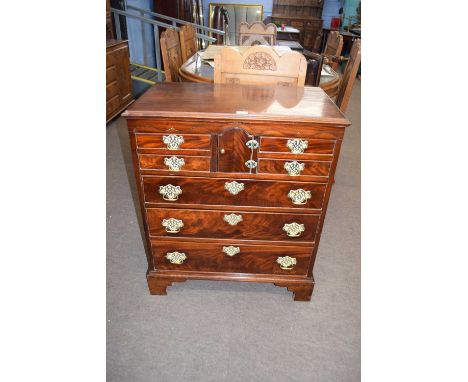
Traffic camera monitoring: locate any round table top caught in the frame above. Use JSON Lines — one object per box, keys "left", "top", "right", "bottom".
{"left": 179, "top": 49, "right": 340, "bottom": 97}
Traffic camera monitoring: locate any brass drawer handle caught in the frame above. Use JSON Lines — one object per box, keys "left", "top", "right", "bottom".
{"left": 284, "top": 161, "right": 305, "bottom": 176}
{"left": 159, "top": 184, "right": 182, "bottom": 201}
{"left": 276, "top": 256, "right": 297, "bottom": 270}
{"left": 225, "top": 181, "right": 244, "bottom": 195}
{"left": 162, "top": 134, "right": 184, "bottom": 150}
{"left": 166, "top": 251, "right": 187, "bottom": 264}
{"left": 223, "top": 246, "right": 240, "bottom": 257}
{"left": 164, "top": 156, "right": 185, "bottom": 171}
{"left": 286, "top": 138, "right": 308, "bottom": 154}
{"left": 162, "top": 218, "right": 184, "bottom": 233}
{"left": 245, "top": 160, "right": 257, "bottom": 169}
{"left": 288, "top": 189, "right": 312, "bottom": 205}
{"left": 224, "top": 213, "right": 243, "bottom": 226}
{"left": 246, "top": 139, "right": 259, "bottom": 149}
{"left": 283, "top": 222, "right": 305, "bottom": 237}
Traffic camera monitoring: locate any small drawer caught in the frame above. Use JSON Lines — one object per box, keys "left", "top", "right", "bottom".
{"left": 258, "top": 158, "right": 331, "bottom": 177}
{"left": 259, "top": 137, "right": 335, "bottom": 157}
{"left": 146, "top": 208, "right": 320, "bottom": 242}
{"left": 151, "top": 240, "right": 313, "bottom": 275}
{"left": 143, "top": 176, "right": 327, "bottom": 209}
{"left": 136, "top": 133, "right": 211, "bottom": 155}
{"left": 139, "top": 154, "right": 210, "bottom": 173}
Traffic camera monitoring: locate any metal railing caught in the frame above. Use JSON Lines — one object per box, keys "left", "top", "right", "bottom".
{"left": 110, "top": 6, "right": 225, "bottom": 82}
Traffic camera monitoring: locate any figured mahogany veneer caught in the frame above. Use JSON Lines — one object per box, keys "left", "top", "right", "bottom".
{"left": 146, "top": 208, "right": 320, "bottom": 242}
{"left": 151, "top": 240, "right": 313, "bottom": 275}
{"left": 142, "top": 176, "right": 327, "bottom": 210}
{"left": 123, "top": 83, "right": 350, "bottom": 301}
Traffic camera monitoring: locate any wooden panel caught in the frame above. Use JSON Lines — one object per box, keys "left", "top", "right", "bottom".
{"left": 214, "top": 45, "right": 307, "bottom": 87}
{"left": 259, "top": 137, "right": 335, "bottom": 156}
{"left": 139, "top": 154, "right": 211, "bottom": 172}
{"left": 258, "top": 158, "right": 331, "bottom": 177}
{"left": 217, "top": 128, "right": 253, "bottom": 173}
{"left": 106, "top": 67, "right": 116, "bottom": 84}
{"left": 180, "top": 24, "right": 197, "bottom": 62}
{"left": 146, "top": 208, "right": 320, "bottom": 242}
{"left": 160, "top": 28, "right": 183, "bottom": 82}
{"left": 106, "top": 81, "right": 118, "bottom": 101}
{"left": 142, "top": 175, "right": 327, "bottom": 209}
{"left": 151, "top": 240, "right": 313, "bottom": 275}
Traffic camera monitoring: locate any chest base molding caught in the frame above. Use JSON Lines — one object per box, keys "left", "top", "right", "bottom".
{"left": 147, "top": 270, "right": 315, "bottom": 301}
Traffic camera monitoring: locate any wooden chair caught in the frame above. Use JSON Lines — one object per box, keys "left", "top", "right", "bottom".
{"left": 214, "top": 45, "right": 307, "bottom": 87}
{"left": 160, "top": 28, "right": 183, "bottom": 82}
{"left": 303, "top": 50, "right": 323, "bottom": 87}
{"left": 237, "top": 21, "right": 277, "bottom": 46}
{"left": 179, "top": 24, "right": 197, "bottom": 62}
{"left": 323, "top": 31, "right": 343, "bottom": 70}
{"left": 335, "top": 39, "right": 361, "bottom": 113}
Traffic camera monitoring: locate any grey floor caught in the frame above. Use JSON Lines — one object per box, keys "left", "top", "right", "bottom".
{"left": 107, "top": 81, "right": 360, "bottom": 382}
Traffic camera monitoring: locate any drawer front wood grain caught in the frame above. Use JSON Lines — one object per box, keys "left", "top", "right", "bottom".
{"left": 258, "top": 158, "right": 331, "bottom": 177}
{"left": 146, "top": 208, "right": 320, "bottom": 242}
{"left": 106, "top": 81, "right": 118, "bottom": 101}
{"left": 151, "top": 240, "right": 312, "bottom": 275}
{"left": 139, "top": 154, "right": 211, "bottom": 172}
{"left": 259, "top": 137, "right": 335, "bottom": 157}
{"left": 142, "top": 176, "right": 327, "bottom": 209}
{"left": 136, "top": 133, "right": 211, "bottom": 153}
{"left": 106, "top": 66, "right": 116, "bottom": 84}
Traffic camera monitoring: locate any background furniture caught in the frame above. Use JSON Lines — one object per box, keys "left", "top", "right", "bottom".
{"left": 335, "top": 38, "right": 361, "bottom": 113}
{"left": 303, "top": 50, "right": 323, "bottom": 87}
{"left": 266, "top": 0, "right": 323, "bottom": 51}
{"left": 237, "top": 21, "right": 277, "bottom": 46}
{"left": 178, "top": 46, "right": 340, "bottom": 95}
{"left": 209, "top": 3, "right": 264, "bottom": 45}
{"left": 123, "top": 82, "right": 351, "bottom": 301}
{"left": 179, "top": 24, "right": 197, "bottom": 62}
{"left": 160, "top": 28, "right": 183, "bottom": 82}
{"left": 323, "top": 31, "right": 343, "bottom": 70}
{"left": 214, "top": 46, "right": 306, "bottom": 86}
{"left": 106, "top": 39, "right": 133, "bottom": 122}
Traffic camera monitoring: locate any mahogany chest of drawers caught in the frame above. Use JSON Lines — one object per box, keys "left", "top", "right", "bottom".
{"left": 123, "top": 83, "right": 350, "bottom": 301}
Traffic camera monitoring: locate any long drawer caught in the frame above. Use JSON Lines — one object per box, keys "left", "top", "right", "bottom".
{"left": 151, "top": 240, "right": 313, "bottom": 275}
{"left": 142, "top": 175, "right": 327, "bottom": 209}
{"left": 146, "top": 208, "right": 320, "bottom": 242}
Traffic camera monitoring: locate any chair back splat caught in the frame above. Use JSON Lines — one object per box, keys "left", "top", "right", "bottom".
{"left": 214, "top": 45, "right": 307, "bottom": 87}
{"left": 335, "top": 39, "right": 361, "bottom": 113}
{"left": 160, "top": 28, "right": 183, "bottom": 82}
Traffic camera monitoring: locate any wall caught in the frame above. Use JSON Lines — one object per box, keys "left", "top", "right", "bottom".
{"left": 322, "top": 0, "right": 342, "bottom": 29}
{"left": 125, "top": 0, "right": 156, "bottom": 67}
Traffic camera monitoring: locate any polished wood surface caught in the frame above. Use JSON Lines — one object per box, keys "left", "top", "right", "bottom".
{"left": 214, "top": 45, "right": 307, "bottom": 87}
{"left": 179, "top": 24, "right": 197, "bottom": 62}
{"left": 147, "top": 208, "right": 320, "bottom": 242}
{"left": 160, "top": 28, "right": 183, "bottom": 82}
{"left": 142, "top": 175, "right": 327, "bottom": 210}
{"left": 124, "top": 82, "right": 350, "bottom": 301}
{"left": 106, "top": 39, "right": 133, "bottom": 122}
{"left": 335, "top": 38, "right": 361, "bottom": 113}
{"left": 124, "top": 82, "right": 347, "bottom": 125}
{"left": 237, "top": 21, "right": 277, "bottom": 45}
{"left": 151, "top": 240, "right": 313, "bottom": 275}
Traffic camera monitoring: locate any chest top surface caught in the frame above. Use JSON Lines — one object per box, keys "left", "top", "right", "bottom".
{"left": 123, "top": 83, "right": 350, "bottom": 126}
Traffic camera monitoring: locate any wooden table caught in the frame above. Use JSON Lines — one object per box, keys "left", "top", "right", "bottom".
{"left": 179, "top": 49, "right": 341, "bottom": 97}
